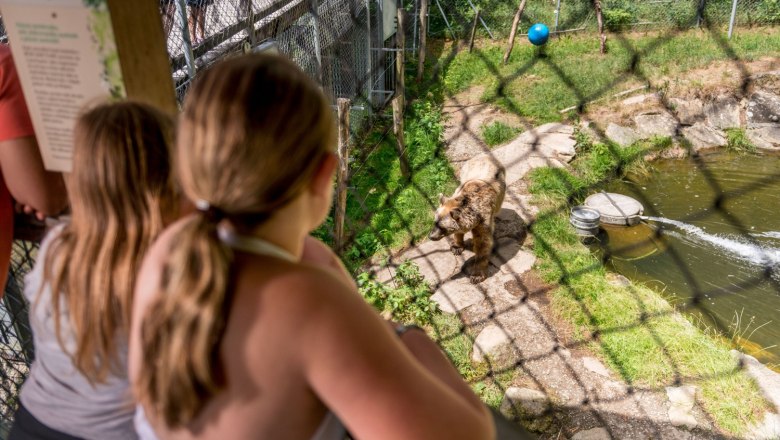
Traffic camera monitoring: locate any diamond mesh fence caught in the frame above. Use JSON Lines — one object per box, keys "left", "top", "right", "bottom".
{"left": 2, "top": 0, "right": 780, "bottom": 438}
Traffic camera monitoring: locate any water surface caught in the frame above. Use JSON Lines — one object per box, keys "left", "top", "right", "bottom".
{"left": 602, "top": 151, "right": 780, "bottom": 365}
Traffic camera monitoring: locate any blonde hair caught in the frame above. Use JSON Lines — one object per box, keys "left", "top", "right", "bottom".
{"left": 136, "top": 54, "right": 335, "bottom": 427}
{"left": 43, "top": 101, "right": 174, "bottom": 382}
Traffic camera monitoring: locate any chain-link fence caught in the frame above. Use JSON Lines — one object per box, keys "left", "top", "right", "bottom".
{"left": 429, "top": 0, "right": 780, "bottom": 39}
{"left": 3, "top": 0, "right": 780, "bottom": 438}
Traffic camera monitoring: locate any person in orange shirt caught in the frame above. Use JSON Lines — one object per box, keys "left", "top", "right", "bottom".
{"left": 0, "top": 44, "right": 68, "bottom": 294}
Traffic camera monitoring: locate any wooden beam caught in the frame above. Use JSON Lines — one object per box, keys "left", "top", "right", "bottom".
{"left": 107, "top": 0, "right": 177, "bottom": 114}
{"left": 469, "top": 9, "right": 480, "bottom": 53}
{"left": 392, "top": 96, "right": 411, "bottom": 179}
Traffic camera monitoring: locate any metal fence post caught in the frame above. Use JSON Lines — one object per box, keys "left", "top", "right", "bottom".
{"left": 696, "top": 0, "right": 707, "bottom": 28}
{"left": 310, "top": 0, "right": 323, "bottom": 84}
{"left": 554, "top": 0, "right": 561, "bottom": 33}
{"left": 175, "top": 0, "right": 197, "bottom": 79}
{"left": 728, "top": 0, "right": 738, "bottom": 39}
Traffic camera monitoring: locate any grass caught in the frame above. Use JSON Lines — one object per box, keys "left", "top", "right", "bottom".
{"left": 481, "top": 121, "right": 520, "bottom": 147}
{"left": 438, "top": 27, "right": 780, "bottom": 124}
{"left": 526, "top": 131, "right": 772, "bottom": 435}
{"left": 725, "top": 128, "right": 757, "bottom": 153}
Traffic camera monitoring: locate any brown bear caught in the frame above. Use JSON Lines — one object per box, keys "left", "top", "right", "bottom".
{"left": 428, "top": 156, "right": 506, "bottom": 283}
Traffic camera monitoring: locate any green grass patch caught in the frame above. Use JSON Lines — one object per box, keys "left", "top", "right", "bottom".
{"left": 725, "top": 128, "right": 757, "bottom": 153}
{"left": 439, "top": 28, "right": 780, "bottom": 124}
{"left": 527, "top": 132, "right": 772, "bottom": 435}
{"left": 481, "top": 121, "right": 520, "bottom": 147}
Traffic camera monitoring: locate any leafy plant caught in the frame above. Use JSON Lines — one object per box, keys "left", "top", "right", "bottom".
{"left": 603, "top": 8, "right": 634, "bottom": 32}
{"left": 356, "top": 260, "right": 438, "bottom": 325}
{"left": 481, "top": 121, "right": 520, "bottom": 147}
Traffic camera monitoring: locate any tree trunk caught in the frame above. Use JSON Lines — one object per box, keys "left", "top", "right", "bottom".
{"left": 503, "top": 0, "right": 528, "bottom": 65}
{"left": 594, "top": 0, "right": 607, "bottom": 54}
{"left": 469, "top": 9, "right": 480, "bottom": 53}
{"left": 416, "top": 0, "right": 428, "bottom": 82}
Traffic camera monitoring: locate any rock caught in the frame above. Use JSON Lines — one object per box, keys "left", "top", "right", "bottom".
{"left": 731, "top": 350, "right": 780, "bottom": 409}
{"left": 606, "top": 273, "right": 631, "bottom": 287}
{"left": 515, "top": 123, "right": 577, "bottom": 163}
{"left": 466, "top": 141, "right": 566, "bottom": 187}
{"left": 582, "top": 357, "right": 611, "bottom": 378}
{"left": 749, "top": 412, "right": 780, "bottom": 440}
{"left": 472, "top": 324, "right": 514, "bottom": 363}
{"left": 704, "top": 96, "right": 742, "bottom": 129}
{"left": 747, "top": 90, "right": 780, "bottom": 127}
{"left": 489, "top": 238, "right": 536, "bottom": 275}
{"left": 747, "top": 124, "right": 780, "bottom": 150}
{"left": 680, "top": 122, "right": 727, "bottom": 151}
{"left": 666, "top": 385, "right": 698, "bottom": 429}
{"left": 622, "top": 93, "right": 658, "bottom": 106}
{"left": 570, "top": 427, "right": 611, "bottom": 440}
{"left": 500, "top": 387, "right": 549, "bottom": 418}
{"left": 431, "top": 278, "right": 487, "bottom": 314}
{"left": 670, "top": 97, "right": 704, "bottom": 125}
{"left": 605, "top": 123, "right": 640, "bottom": 147}
{"left": 633, "top": 111, "right": 679, "bottom": 139}
{"left": 499, "top": 195, "right": 538, "bottom": 226}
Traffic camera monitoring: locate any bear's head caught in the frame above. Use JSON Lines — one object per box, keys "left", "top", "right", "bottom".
{"left": 429, "top": 193, "right": 468, "bottom": 241}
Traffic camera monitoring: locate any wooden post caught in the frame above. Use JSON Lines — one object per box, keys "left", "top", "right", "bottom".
{"left": 594, "top": 0, "right": 607, "bottom": 54}
{"left": 392, "top": 96, "right": 411, "bottom": 179}
{"left": 469, "top": 9, "right": 480, "bottom": 53}
{"left": 416, "top": 0, "right": 428, "bottom": 83}
{"left": 335, "top": 99, "right": 351, "bottom": 253}
{"left": 503, "top": 0, "right": 528, "bottom": 65}
{"left": 396, "top": 7, "right": 406, "bottom": 109}
{"left": 107, "top": 0, "right": 178, "bottom": 114}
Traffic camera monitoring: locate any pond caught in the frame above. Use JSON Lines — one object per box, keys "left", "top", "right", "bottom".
{"left": 600, "top": 150, "right": 780, "bottom": 365}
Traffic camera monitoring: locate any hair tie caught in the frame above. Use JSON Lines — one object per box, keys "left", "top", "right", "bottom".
{"left": 195, "top": 199, "right": 226, "bottom": 223}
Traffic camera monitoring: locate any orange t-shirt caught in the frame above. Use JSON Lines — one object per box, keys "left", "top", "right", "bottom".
{"left": 0, "top": 44, "right": 37, "bottom": 294}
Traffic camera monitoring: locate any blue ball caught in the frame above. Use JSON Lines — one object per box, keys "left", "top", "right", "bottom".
{"left": 528, "top": 23, "right": 550, "bottom": 46}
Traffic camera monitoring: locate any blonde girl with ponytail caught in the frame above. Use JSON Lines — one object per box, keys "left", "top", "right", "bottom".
{"left": 11, "top": 101, "right": 176, "bottom": 440}
{"left": 129, "top": 54, "right": 495, "bottom": 440}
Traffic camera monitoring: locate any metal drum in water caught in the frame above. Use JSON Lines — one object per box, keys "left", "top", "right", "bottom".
{"left": 570, "top": 206, "right": 601, "bottom": 237}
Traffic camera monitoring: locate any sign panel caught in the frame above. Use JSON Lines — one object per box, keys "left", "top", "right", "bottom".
{"left": 0, "top": 0, "right": 125, "bottom": 172}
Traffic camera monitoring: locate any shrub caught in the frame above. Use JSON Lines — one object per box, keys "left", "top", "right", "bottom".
{"left": 603, "top": 8, "right": 634, "bottom": 31}
{"left": 357, "top": 260, "right": 438, "bottom": 325}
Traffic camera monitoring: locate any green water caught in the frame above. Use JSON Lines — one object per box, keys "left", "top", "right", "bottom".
{"left": 602, "top": 151, "right": 780, "bottom": 365}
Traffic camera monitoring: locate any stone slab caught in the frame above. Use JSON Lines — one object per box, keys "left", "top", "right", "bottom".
{"left": 582, "top": 357, "right": 611, "bottom": 378}
{"left": 747, "top": 91, "right": 780, "bottom": 127}
{"left": 570, "top": 427, "right": 611, "bottom": 440}
{"left": 633, "top": 112, "right": 679, "bottom": 139}
{"left": 500, "top": 387, "right": 549, "bottom": 418}
{"left": 670, "top": 97, "right": 704, "bottom": 125}
{"left": 747, "top": 124, "right": 780, "bottom": 150}
{"left": 472, "top": 324, "right": 514, "bottom": 363}
{"left": 605, "top": 123, "right": 640, "bottom": 147}
{"left": 731, "top": 350, "right": 780, "bottom": 410}
{"left": 704, "top": 96, "right": 742, "bottom": 129}
{"left": 431, "top": 278, "right": 486, "bottom": 314}
{"left": 489, "top": 238, "right": 536, "bottom": 275}
{"left": 680, "top": 122, "right": 727, "bottom": 151}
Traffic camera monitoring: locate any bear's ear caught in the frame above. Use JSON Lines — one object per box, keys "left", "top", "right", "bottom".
{"left": 450, "top": 208, "right": 461, "bottom": 221}
{"left": 438, "top": 193, "right": 446, "bottom": 204}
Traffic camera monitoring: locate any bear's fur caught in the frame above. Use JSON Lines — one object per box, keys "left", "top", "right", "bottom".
{"left": 428, "top": 156, "right": 506, "bottom": 283}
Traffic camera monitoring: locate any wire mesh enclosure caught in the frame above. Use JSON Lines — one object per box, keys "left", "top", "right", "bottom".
{"left": 2, "top": 0, "right": 780, "bottom": 438}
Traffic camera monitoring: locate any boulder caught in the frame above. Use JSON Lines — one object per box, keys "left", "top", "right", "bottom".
{"left": 747, "top": 91, "right": 780, "bottom": 127}
{"left": 749, "top": 412, "right": 780, "bottom": 440}
{"left": 680, "top": 122, "right": 727, "bottom": 151}
{"left": 747, "top": 124, "right": 780, "bottom": 150}
{"left": 704, "top": 96, "right": 742, "bottom": 129}
{"left": 633, "top": 112, "right": 679, "bottom": 138}
{"left": 670, "top": 97, "right": 704, "bottom": 125}
{"left": 605, "top": 123, "right": 640, "bottom": 147}
{"left": 500, "top": 387, "right": 549, "bottom": 418}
